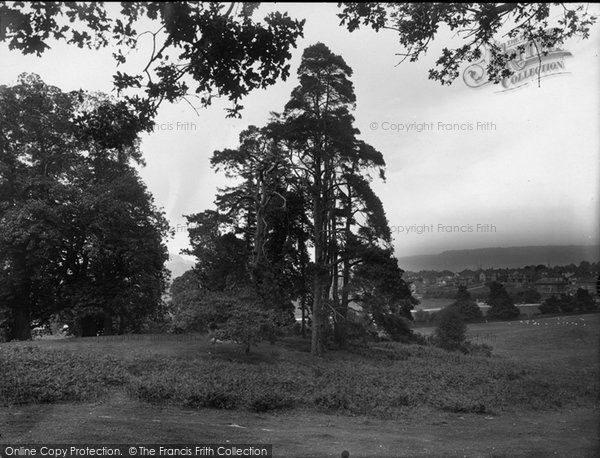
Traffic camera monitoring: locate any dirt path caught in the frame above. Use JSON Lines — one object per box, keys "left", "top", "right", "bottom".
{"left": 2, "top": 394, "right": 598, "bottom": 457}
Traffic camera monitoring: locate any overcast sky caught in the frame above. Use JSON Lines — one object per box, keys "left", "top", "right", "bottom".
{"left": 1, "top": 3, "right": 599, "bottom": 258}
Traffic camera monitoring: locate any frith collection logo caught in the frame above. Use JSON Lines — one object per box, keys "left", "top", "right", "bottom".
{"left": 463, "top": 35, "right": 572, "bottom": 92}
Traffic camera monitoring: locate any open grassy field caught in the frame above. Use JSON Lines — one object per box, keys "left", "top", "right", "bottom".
{"left": 1, "top": 314, "right": 599, "bottom": 457}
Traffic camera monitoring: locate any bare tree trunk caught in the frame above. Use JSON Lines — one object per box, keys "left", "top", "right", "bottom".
{"left": 311, "top": 271, "right": 325, "bottom": 356}
{"left": 311, "top": 179, "right": 325, "bottom": 356}
{"left": 297, "top": 217, "right": 309, "bottom": 337}
{"left": 300, "top": 294, "right": 306, "bottom": 337}
{"left": 335, "top": 183, "right": 353, "bottom": 348}
{"left": 330, "top": 199, "right": 343, "bottom": 348}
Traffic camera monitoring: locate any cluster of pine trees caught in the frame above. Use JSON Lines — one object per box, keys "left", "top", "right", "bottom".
{"left": 175, "top": 44, "right": 417, "bottom": 355}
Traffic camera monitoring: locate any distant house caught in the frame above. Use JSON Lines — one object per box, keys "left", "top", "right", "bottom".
{"left": 454, "top": 274, "right": 475, "bottom": 286}
{"left": 505, "top": 271, "right": 532, "bottom": 288}
{"left": 491, "top": 270, "right": 508, "bottom": 282}
{"left": 534, "top": 277, "right": 568, "bottom": 297}
{"left": 567, "top": 277, "right": 598, "bottom": 296}
{"left": 435, "top": 275, "right": 454, "bottom": 286}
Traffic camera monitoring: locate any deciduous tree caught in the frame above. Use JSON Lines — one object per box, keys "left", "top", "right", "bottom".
{"left": 338, "top": 3, "right": 596, "bottom": 85}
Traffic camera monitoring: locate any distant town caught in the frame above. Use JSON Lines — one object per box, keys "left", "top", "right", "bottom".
{"left": 404, "top": 261, "right": 599, "bottom": 304}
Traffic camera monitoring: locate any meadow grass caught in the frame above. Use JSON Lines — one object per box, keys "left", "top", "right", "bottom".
{"left": 1, "top": 314, "right": 598, "bottom": 419}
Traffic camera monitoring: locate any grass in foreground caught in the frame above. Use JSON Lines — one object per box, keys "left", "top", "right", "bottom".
{"left": 1, "top": 314, "right": 598, "bottom": 419}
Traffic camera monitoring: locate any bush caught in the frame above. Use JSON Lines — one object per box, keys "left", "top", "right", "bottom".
{"left": 212, "top": 287, "right": 277, "bottom": 354}
{"left": 539, "top": 295, "right": 561, "bottom": 314}
{"left": 140, "top": 301, "right": 172, "bottom": 334}
{"left": 575, "top": 288, "right": 596, "bottom": 312}
{"left": 449, "top": 301, "right": 483, "bottom": 322}
{"left": 313, "top": 388, "right": 350, "bottom": 410}
{"left": 486, "top": 282, "right": 520, "bottom": 320}
{"left": 558, "top": 294, "right": 576, "bottom": 313}
{"left": 539, "top": 290, "right": 597, "bottom": 315}
{"left": 448, "top": 286, "right": 483, "bottom": 322}
{"left": 344, "top": 310, "right": 378, "bottom": 343}
{"left": 184, "top": 390, "right": 238, "bottom": 410}
{"left": 461, "top": 341, "right": 493, "bottom": 357}
{"left": 169, "top": 289, "right": 211, "bottom": 333}
{"left": 374, "top": 313, "right": 414, "bottom": 342}
{"left": 515, "top": 289, "right": 541, "bottom": 304}
{"left": 170, "top": 286, "right": 281, "bottom": 353}
{"left": 249, "top": 392, "right": 295, "bottom": 412}
{"left": 433, "top": 308, "right": 467, "bottom": 351}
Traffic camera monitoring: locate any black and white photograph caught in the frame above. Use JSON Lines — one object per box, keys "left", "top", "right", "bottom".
{"left": 1, "top": 2, "right": 599, "bottom": 456}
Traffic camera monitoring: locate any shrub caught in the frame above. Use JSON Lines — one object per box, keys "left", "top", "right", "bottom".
{"left": 409, "top": 331, "right": 429, "bottom": 346}
{"left": 344, "top": 310, "right": 378, "bottom": 343}
{"left": 448, "top": 286, "right": 483, "bottom": 322}
{"left": 249, "top": 392, "right": 294, "bottom": 412}
{"left": 449, "top": 301, "right": 483, "bottom": 322}
{"left": 575, "top": 288, "right": 596, "bottom": 312}
{"left": 212, "top": 287, "right": 276, "bottom": 354}
{"left": 169, "top": 289, "right": 211, "bottom": 333}
{"left": 140, "top": 300, "right": 172, "bottom": 334}
{"left": 133, "top": 382, "right": 174, "bottom": 404}
{"left": 313, "top": 389, "right": 350, "bottom": 410}
{"left": 184, "top": 390, "right": 238, "bottom": 409}
{"left": 170, "top": 286, "right": 280, "bottom": 353}
{"left": 558, "top": 294, "right": 576, "bottom": 313}
{"left": 461, "top": 341, "right": 493, "bottom": 357}
{"left": 539, "top": 295, "right": 561, "bottom": 314}
{"left": 486, "top": 282, "right": 520, "bottom": 320}
{"left": 515, "top": 289, "right": 541, "bottom": 304}
{"left": 433, "top": 307, "right": 466, "bottom": 351}
{"left": 374, "top": 313, "right": 414, "bottom": 342}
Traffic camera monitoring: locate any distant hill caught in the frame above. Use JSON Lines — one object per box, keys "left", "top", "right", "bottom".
{"left": 398, "top": 245, "right": 600, "bottom": 272}
{"left": 165, "top": 253, "right": 195, "bottom": 281}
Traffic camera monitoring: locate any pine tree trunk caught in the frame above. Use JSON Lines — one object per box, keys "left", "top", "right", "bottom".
{"left": 311, "top": 269, "right": 324, "bottom": 356}
{"left": 298, "top": 222, "right": 307, "bottom": 337}
{"left": 311, "top": 181, "right": 325, "bottom": 356}
{"left": 300, "top": 292, "right": 307, "bottom": 337}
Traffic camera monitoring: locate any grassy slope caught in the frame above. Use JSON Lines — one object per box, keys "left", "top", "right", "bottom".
{"left": 1, "top": 314, "right": 599, "bottom": 457}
